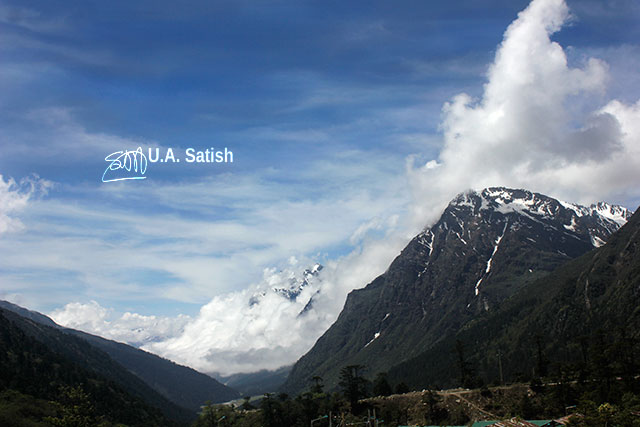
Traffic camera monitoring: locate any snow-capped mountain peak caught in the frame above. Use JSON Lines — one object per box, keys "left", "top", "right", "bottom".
{"left": 447, "top": 187, "right": 632, "bottom": 248}
{"left": 588, "top": 202, "right": 632, "bottom": 226}
{"left": 273, "top": 263, "right": 323, "bottom": 301}
{"left": 283, "top": 189, "right": 635, "bottom": 394}
{"left": 248, "top": 263, "right": 324, "bottom": 308}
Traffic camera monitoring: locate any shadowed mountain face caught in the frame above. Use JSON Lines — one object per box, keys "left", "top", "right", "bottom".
{"left": 282, "top": 188, "right": 632, "bottom": 395}
{"left": 0, "top": 306, "right": 192, "bottom": 424}
{"left": 214, "top": 365, "right": 293, "bottom": 397}
{"left": 0, "top": 301, "right": 240, "bottom": 413}
{"left": 389, "top": 203, "right": 640, "bottom": 390}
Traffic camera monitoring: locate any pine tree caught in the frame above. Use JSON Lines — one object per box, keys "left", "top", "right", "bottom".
{"left": 339, "top": 365, "right": 369, "bottom": 413}
{"left": 372, "top": 373, "right": 393, "bottom": 397}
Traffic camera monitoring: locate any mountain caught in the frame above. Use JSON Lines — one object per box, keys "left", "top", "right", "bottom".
{"left": 0, "top": 301, "right": 239, "bottom": 412}
{"left": 388, "top": 201, "right": 640, "bottom": 389}
{"left": 249, "top": 263, "right": 323, "bottom": 316}
{"left": 0, "top": 300, "right": 60, "bottom": 328}
{"left": 64, "top": 328, "right": 240, "bottom": 410}
{"left": 0, "top": 306, "right": 191, "bottom": 424}
{"left": 214, "top": 365, "right": 293, "bottom": 397}
{"left": 273, "top": 264, "right": 323, "bottom": 302}
{"left": 282, "top": 187, "right": 632, "bottom": 395}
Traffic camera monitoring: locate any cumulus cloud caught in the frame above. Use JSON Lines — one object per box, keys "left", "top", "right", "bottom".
{"left": 409, "top": 0, "right": 640, "bottom": 225}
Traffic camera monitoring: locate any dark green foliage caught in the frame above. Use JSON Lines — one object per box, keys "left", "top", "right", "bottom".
{"left": 0, "top": 300, "right": 239, "bottom": 411}
{"left": 191, "top": 376, "right": 640, "bottom": 426}
{"left": 69, "top": 330, "right": 240, "bottom": 410}
{"left": 394, "top": 382, "right": 409, "bottom": 394}
{"left": 530, "top": 377, "right": 543, "bottom": 393}
{"left": 193, "top": 387, "right": 375, "bottom": 427}
{"left": 517, "top": 393, "right": 536, "bottom": 419}
{"left": 375, "top": 399, "right": 410, "bottom": 427}
{"left": 372, "top": 372, "right": 393, "bottom": 397}
{"left": 455, "top": 339, "right": 477, "bottom": 388}
{"left": 310, "top": 375, "right": 324, "bottom": 395}
{"left": 260, "top": 393, "right": 286, "bottom": 427}
{"left": 535, "top": 334, "right": 549, "bottom": 377}
{"left": 193, "top": 402, "right": 261, "bottom": 427}
{"left": 0, "top": 308, "right": 185, "bottom": 425}
{"left": 339, "top": 365, "right": 369, "bottom": 412}
{"left": 44, "top": 385, "right": 101, "bottom": 427}
{"left": 240, "top": 396, "right": 254, "bottom": 411}
{"left": 557, "top": 392, "right": 640, "bottom": 426}
{"left": 0, "top": 389, "right": 55, "bottom": 426}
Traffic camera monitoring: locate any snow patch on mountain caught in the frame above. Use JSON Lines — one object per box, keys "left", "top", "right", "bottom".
{"left": 591, "top": 235, "right": 606, "bottom": 248}
{"left": 269, "top": 263, "right": 323, "bottom": 303}
{"left": 590, "top": 202, "right": 630, "bottom": 226}
{"left": 364, "top": 332, "right": 381, "bottom": 348}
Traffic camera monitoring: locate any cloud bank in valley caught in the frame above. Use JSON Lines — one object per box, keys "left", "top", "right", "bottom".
{"left": 52, "top": 226, "right": 411, "bottom": 374}
{"left": 50, "top": 300, "right": 192, "bottom": 346}
{"left": 49, "top": 0, "right": 640, "bottom": 374}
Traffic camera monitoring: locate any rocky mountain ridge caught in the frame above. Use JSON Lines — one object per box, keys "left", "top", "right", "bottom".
{"left": 282, "top": 187, "right": 632, "bottom": 395}
{"left": 389, "top": 199, "right": 640, "bottom": 389}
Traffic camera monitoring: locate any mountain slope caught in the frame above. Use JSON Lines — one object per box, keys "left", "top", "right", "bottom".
{"left": 0, "top": 306, "right": 191, "bottom": 423}
{"left": 282, "top": 188, "right": 632, "bottom": 395}
{"left": 215, "top": 365, "right": 292, "bottom": 397}
{"left": 64, "top": 329, "right": 240, "bottom": 410}
{"left": 388, "top": 202, "right": 640, "bottom": 389}
{"left": 0, "top": 301, "right": 60, "bottom": 328}
{"left": 0, "top": 301, "right": 239, "bottom": 412}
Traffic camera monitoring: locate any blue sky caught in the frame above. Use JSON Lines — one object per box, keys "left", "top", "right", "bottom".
{"left": 1, "top": 0, "right": 640, "bottom": 373}
{"left": 2, "top": 0, "right": 639, "bottom": 185}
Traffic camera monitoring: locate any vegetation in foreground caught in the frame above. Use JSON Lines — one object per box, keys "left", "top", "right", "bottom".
{"left": 192, "top": 377, "right": 640, "bottom": 426}
{"left": 193, "top": 324, "right": 640, "bottom": 427}
{"left": 0, "top": 310, "right": 180, "bottom": 426}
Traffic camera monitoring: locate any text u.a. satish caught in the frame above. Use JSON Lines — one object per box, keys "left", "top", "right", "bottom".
{"left": 148, "top": 147, "right": 234, "bottom": 163}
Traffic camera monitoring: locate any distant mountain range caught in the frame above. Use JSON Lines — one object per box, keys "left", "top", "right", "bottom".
{"left": 213, "top": 365, "right": 293, "bottom": 397}
{"left": 0, "top": 300, "right": 239, "bottom": 420}
{"left": 282, "top": 187, "right": 634, "bottom": 395}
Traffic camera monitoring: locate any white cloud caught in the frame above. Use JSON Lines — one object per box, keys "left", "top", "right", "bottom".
{"left": 146, "top": 232, "right": 409, "bottom": 374}
{"left": 408, "top": 0, "right": 640, "bottom": 226}
{"left": 2, "top": 107, "right": 161, "bottom": 161}
{"left": 1, "top": 109, "right": 410, "bottom": 311}
{"left": 50, "top": 301, "right": 191, "bottom": 346}
{"left": 0, "top": 174, "right": 51, "bottom": 234}
{"left": 43, "top": 189, "right": 410, "bottom": 374}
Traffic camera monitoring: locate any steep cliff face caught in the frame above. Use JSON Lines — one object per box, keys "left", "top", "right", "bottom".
{"left": 389, "top": 203, "right": 640, "bottom": 389}
{"left": 283, "top": 188, "right": 632, "bottom": 394}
